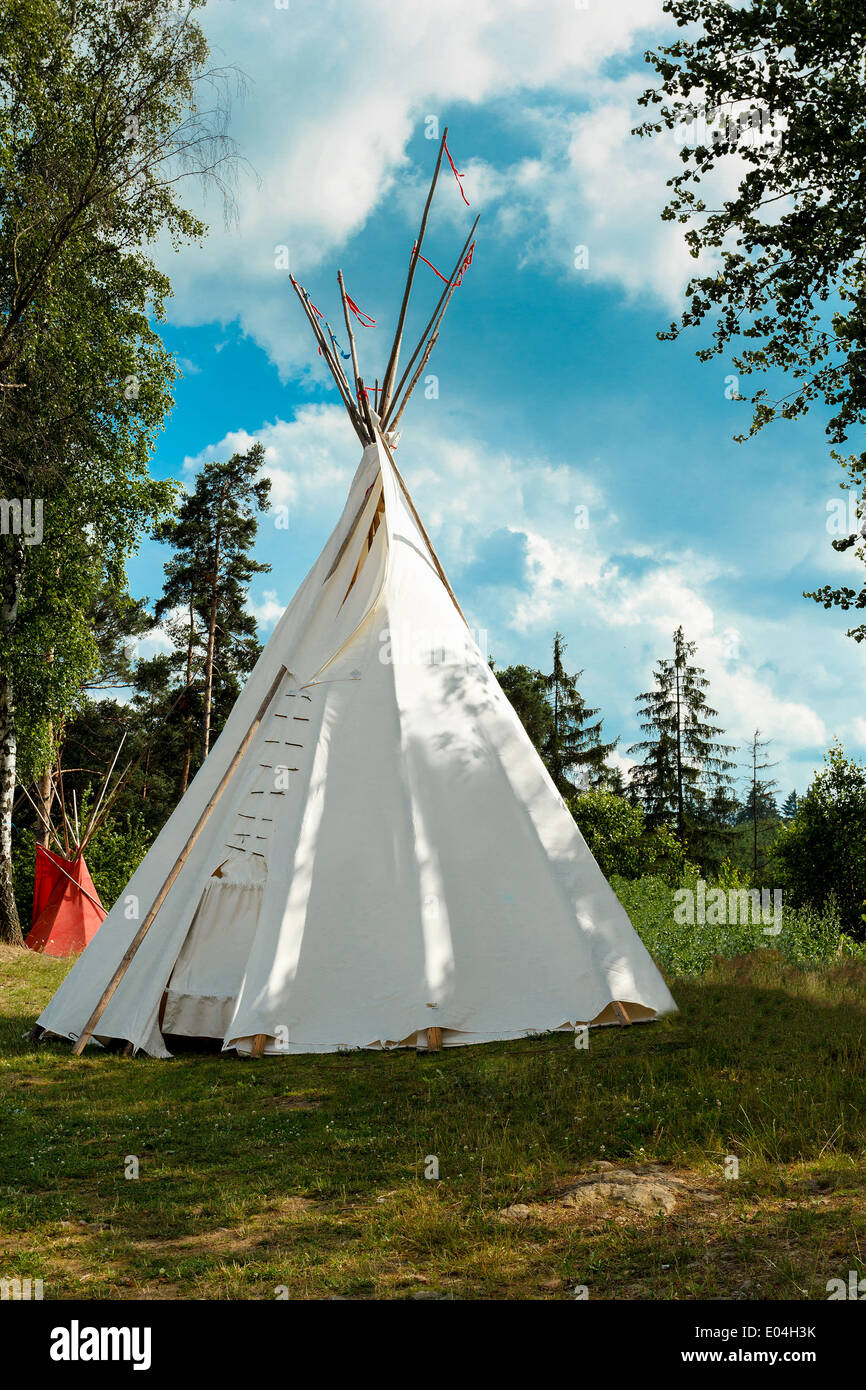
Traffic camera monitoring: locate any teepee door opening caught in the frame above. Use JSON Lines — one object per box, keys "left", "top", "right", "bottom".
{"left": 161, "top": 858, "right": 267, "bottom": 1040}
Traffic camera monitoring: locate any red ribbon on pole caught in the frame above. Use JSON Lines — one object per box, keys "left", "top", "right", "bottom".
{"left": 443, "top": 136, "right": 470, "bottom": 206}
{"left": 346, "top": 294, "right": 375, "bottom": 327}
{"left": 412, "top": 240, "right": 476, "bottom": 289}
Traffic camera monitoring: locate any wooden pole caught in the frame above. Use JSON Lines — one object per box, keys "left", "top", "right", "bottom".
{"left": 426, "top": 1027, "right": 443, "bottom": 1051}
{"left": 387, "top": 330, "right": 439, "bottom": 434}
{"left": 78, "top": 759, "right": 133, "bottom": 853}
{"left": 71, "top": 664, "right": 289, "bottom": 1056}
{"left": 612, "top": 1001, "right": 632, "bottom": 1027}
{"left": 378, "top": 128, "right": 448, "bottom": 417}
{"left": 381, "top": 217, "right": 478, "bottom": 429}
{"left": 324, "top": 319, "right": 355, "bottom": 401}
{"left": 337, "top": 270, "right": 363, "bottom": 408}
{"left": 373, "top": 423, "right": 468, "bottom": 628}
{"left": 357, "top": 377, "right": 377, "bottom": 442}
{"left": 79, "top": 734, "right": 127, "bottom": 850}
{"left": 289, "top": 276, "right": 369, "bottom": 443}
{"left": 388, "top": 227, "right": 475, "bottom": 430}
{"left": 250, "top": 1033, "right": 267, "bottom": 1059}
{"left": 56, "top": 763, "right": 71, "bottom": 856}
{"left": 19, "top": 783, "right": 67, "bottom": 857}
{"left": 290, "top": 276, "right": 358, "bottom": 417}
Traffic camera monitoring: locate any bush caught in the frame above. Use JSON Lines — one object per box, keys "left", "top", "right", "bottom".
{"left": 614, "top": 872, "right": 843, "bottom": 975}
{"left": 570, "top": 789, "right": 691, "bottom": 882}
{"left": 84, "top": 812, "right": 152, "bottom": 909}
{"left": 11, "top": 830, "right": 36, "bottom": 933}
{"left": 771, "top": 741, "right": 866, "bottom": 939}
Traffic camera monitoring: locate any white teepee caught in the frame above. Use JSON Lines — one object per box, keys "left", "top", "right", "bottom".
{"left": 36, "top": 133, "right": 675, "bottom": 1058}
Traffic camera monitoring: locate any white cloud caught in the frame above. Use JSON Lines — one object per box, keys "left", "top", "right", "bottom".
{"left": 249, "top": 588, "right": 286, "bottom": 631}
{"left": 849, "top": 716, "right": 866, "bottom": 746}
{"left": 181, "top": 406, "right": 353, "bottom": 514}
{"left": 156, "top": 0, "right": 674, "bottom": 369}
{"left": 180, "top": 401, "right": 859, "bottom": 788}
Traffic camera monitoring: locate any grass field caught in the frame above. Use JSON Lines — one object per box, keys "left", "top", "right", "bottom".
{"left": 1, "top": 939, "right": 864, "bottom": 1300}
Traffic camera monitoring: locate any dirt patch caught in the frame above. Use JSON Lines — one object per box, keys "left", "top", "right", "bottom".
{"left": 272, "top": 1094, "right": 325, "bottom": 1111}
{"left": 0, "top": 944, "right": 28, "bottom": 964}
{"left": 136, "top": 1198, "right": 322, "bottom": 1257}
{"left": 500, "top": 1163, "right": 722, "bottom": 1221}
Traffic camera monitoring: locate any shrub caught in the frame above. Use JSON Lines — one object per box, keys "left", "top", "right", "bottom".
{"left": 570, "top": 790, "right": 691, "bottom": 882}
{"left": 771, "top": 741, "right": 866, "bottom": 939}
{"left": 84, "top": 812, "right": 152, "bottom": 909}
{"left": 614, "top": 873, "right": 843, "bottom": 975}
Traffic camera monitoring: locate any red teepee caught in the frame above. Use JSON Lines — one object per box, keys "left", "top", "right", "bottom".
{"left": 26, "top": 844, "right": 106, "bottom": 958}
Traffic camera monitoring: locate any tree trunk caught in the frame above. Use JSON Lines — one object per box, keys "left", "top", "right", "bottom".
{"left": 35, "top": 743, "right": 54, "bottom": 849}
{"left": 752, "top": 740, "right": 758, "bottom": 876}
{"left": 0, "top": 673, "right": 23, "bottom": 944}
{"left": 201, "top": 488, "right": 226, "bottom": 762}
{"left": 0, "top": 537, "right": 26, "bottom": 945}
{"left": 179, "top": 740, "right": 192, "bottom": 798}
{"left": 674, "top": 660, "right": 684, "bottom": 846}
{"left": 179, "top": 593, "right": 196, "bottom": 797}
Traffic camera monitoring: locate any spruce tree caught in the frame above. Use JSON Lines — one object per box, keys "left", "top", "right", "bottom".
{"left": 739, "top": 730, "right": 779, "bottom": 876}
{"left": 628, "top": 626, "right": 735, "bottom": 848}
{"left": 494, "top": 664, "right": 553, "bottom": 754}
{"left": 544, "top": 633, "right": 619, "bottom": 797}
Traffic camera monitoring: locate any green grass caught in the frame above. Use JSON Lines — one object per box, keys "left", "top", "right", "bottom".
{"left": 1, "top": 939, "right": 864, "bottom": 1300}
{"left": 615, "top": 872, "right": 863, "bottom": 973}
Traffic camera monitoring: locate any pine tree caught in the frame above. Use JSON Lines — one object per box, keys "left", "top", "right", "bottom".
{"left": 494, "top": 664, "right": 553, "bottom": 754}
{"left": 155, "top": 445, "right": 271, "bottom": 786}
{"left": 739, "top": 730, "right": 779, "bottom": 875}
{"left": 544, "top": 633, "right": 619, "bottom": 796}
{"left": 782, "top": 789, "right": 799, "bottom": 820}
{"left": 628, "top": 626, "right": 735, "bottom": 847}
{"left": 595, "top": 763, "right": 627, "bottom": 796}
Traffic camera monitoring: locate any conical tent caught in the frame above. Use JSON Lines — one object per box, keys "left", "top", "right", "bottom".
{"left": 26, "top": 845, "right": 105, "bottom": 958}
{"left": 35, "top": 130, "right": 675, "bottom": 1058}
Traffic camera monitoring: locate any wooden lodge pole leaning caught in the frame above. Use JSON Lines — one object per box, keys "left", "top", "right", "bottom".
{"left": 288, "top": 276, "right": 369, "bottom": 444}
{"left": 72, "top": 665, "right": 289, "bottom": 1056}
{"left": 381, "top": 216, "right": 479, "bottom": 430}
{"left": 378, "top": 127, "right": 448, "bottom": 418}
{"left": 337, "top": 269, "right": 363, "bottom": 408}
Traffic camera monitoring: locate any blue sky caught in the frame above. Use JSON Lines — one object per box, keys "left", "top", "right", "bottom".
{"left": 132, "top": 0, "right": 866, "bottom": 800}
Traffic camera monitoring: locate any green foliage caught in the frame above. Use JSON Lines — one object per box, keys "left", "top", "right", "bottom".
{"left": 0, "top": 0, "right": 224, "bottom": 766}
{"left": 629, "top": 626, "right": 735, "bottom": 847}
{"left": 636, "top": 2, "right": 866, "bottom": 637}
{"left": 771, "top": 741, "right": 866, "bottom": 938}
{"left": 0, "top": 0, "right": 232, "bottom": 938}
{"left": 570, "top": 789, "right": 688, "bottom": 882}
{"left": 494, "top": 637, "right": 618, "bottom": 797}
{"left": 544, "top": 633, "right": 618, "bottom": 795}
{"left": 615, "top": 873, "right": 843, "bottom": 977}
{"left": 495, "top": 664, "right": 553, "bottom": 757}
{"left": 10, "top": 822, "right": 34, "bottom": 931}
{"left": 84, "top": 811, "right": 152, "bottom": 911}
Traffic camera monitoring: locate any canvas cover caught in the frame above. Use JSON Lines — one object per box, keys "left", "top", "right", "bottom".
{"left": 36, "top": 433, "right": 676, "bottom": 1055}
{"left": 26, "top": 844, "right": 106, "bottom": 958}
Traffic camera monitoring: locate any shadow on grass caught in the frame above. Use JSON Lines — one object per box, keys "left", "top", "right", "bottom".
{"left": 1, "top": 950, "right": 864, "bottom": 1298}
